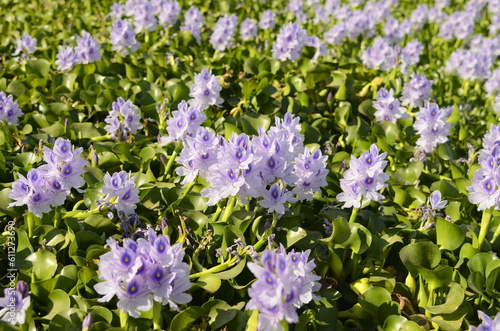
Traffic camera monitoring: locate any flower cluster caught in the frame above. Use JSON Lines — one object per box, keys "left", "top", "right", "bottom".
{"left": 104, "top": 97, "right": 142, "bottom": 140}
{"left": 188, "top": 68, "right": 224, "bottom": 109}
{"left": 210, "top": 14, "right": 238, "bottom": 52}
{"left": 445, "top": 49, "right": 492, "bottom": 81}
{"left": 158, "top": 0, "right": 181, "bottom": 27}
{"left": 8, "top": 139, "right": 88, "bottom": 217}
{"left": 159, "top": 100, "right": 206, "bottom": 145}
{"left": 401, "top": 73, "right": 433, "bottom": 108}
{"left": 469, "top": 310, "right": 500, "bottom": 331}
{"left": 373, "top": 88, "right": 409, "bottom": 123}
{"left": 110, "top": 19, "right": 140, "bottom": 55}
{"left": 240, "top": 18, "right": 258, "bottom": 42}
{"left": 0, "top": 92, "right": 23, "bottom": 126}
{"left": 413, "top": 101, "right": 452, "bottom": 153}
{"left": 94, "top": 228, "right": 192, "bottom": 318}
{"left": 272, "top": 23, "right": 308, "bottom": 62}
{"left": 173, "top": 112, "right": 328, "bottom": 215}
{"left": 246, "top": 246, "right": 321, "bottom": 331}
{"left": 468, "top": 124, "right": 500, "bottom": 211}
{"left": 0, "top": 281, "right": 30, "bottom": 325}
{"left": 56, "top": 31, "right": 101, "bottom": 72}
{"left": 361, "top": 37, "right": 398, "bottom": 72}
{"left": 259, "top": 10, "right": 276, "bottom": 30}
{"left": 12, "top": 33, "right": 37, "bottom": 60}
{"left": 337, "top": 144, "right": 389, "bottom": 208}
{"left": 181, "top": 6, "right": 205, "bottom": 43}
{"left": 101, "top": 171, "right": 140, "bottom": 216}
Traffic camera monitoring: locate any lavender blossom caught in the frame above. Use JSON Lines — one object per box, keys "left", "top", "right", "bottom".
{"left": 55, "top": 46, "right": 77, "bottom": 72}
{"left": 12, "top": 33, "right": 37, "bottom": 60}
{"left": 210, "top": 14, "right": 238, "bottom": 52}
{"left": 94, "top": 229, "right": 192, "bottom": 317}
{"left": 469, "top": 310, "right": 500, "bottom": 331}
{"left": 0, "top": 92, "right": 23, "bottom": 126}
{"left": 0, "top": 281, "right": 31, "bottom": 325}
{"left": 401, "top": 73, "right": 433, "bottom": 108}
{"left": 181, "top": 6, "right": 205, "bottom": 43}
{"left": 373, "top": 88, "right": 408, "bottom": 123}
{"left": 246, "top": 247, "right": 321, "bottom": 331}
{"left": 240, "top": 18, "right": 258, "bottom": 41}
{"left": 272, "top": 23, "right": 308, "bottom": 62}
{"left": 188, "top": 68, "right": 223, "bottom": 109}
{"left": 110, "top": 19, "right": 140, "bottom": 55}
{"left": 259, "top": 10, "right": 276, "bottom": 30}
{"left": 104, "top": 98, "right": 142, "bottom": 140}
{"left": 413, "top": 101, "right": 452, "bottom": 153}
{"left": 324, "top": 23, "right": 347, "bottom": 45}
{"left": 74, "top": 31, "right": 101, "bottom": 64}
{"left": 258, "top": 183, "right": 296, "bottom": 214}
{"left": 158, "top": 0, "right": 181, "bottom": 26}
{"left": 133, "top": 1, "right": 157, "bottom": 33}
{"left": 429, "top": 190, "right": 447, "bottom": 211}
{"left": 361, "top": 37, "right": 398, "bottom": 71}
{"left": 401, "top": 40, "right": 423, "bottom": 72}
{"left": 102, "top": 171, "right": 140, "bottom": 216}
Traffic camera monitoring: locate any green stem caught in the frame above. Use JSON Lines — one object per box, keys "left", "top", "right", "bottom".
{"left": 179, "top": 179, "right": 197, "bottom": 201}
{"left": 349, "top": 208, "right": 359, "bottom": 223}
{"left": 119, "top": 310, "right": 128, "bottom": 329}
{"left": 152, "top": 301, "right": 163, "bottom": 330}
{"left": 72, "top": 200, "right": 86, "bottom": 211}
{"left": 164, "top": 144, "right": 181, "bottom": 177}
{"left": 211, "top": 205, "right": 222, "bottom": 223}
{"left": 477, "top": 208, "right": 492, "bottom": 251}
{"left": 218, "top": 196, "right": 236, "bottom": 224}
{"left": 491, "top": 223, "right": 500, "bottom": 245}
{"left": 189, "top": 256, "right": 238, "bottom": 279}
{"left": 26, "top": 212, "right": 35, "bottom": 238}
{"left": 54, "top": 206, "right": 61, "bottom": 229}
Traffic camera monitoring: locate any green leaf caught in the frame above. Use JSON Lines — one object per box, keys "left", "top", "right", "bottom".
{"left": 26, "top": 250, "right": 58, "bottom": 281}
{"left": 426, "top": 282, "right": 465, "bottom": 314}
{"left": 215, "top": 258, "right": 247, "bottom": 280}
{"left": 436, "top": 217, "right": 465, "bottom": 251}
{"left": 169, "top": 306, "right": 205, "bottom": 331}
{"left": 358, "top": 286, "right": 392, "bottom": 319}
{"left": 285, "top": 227, "right": 308, "bottom": 248}
{"left": 44, "top": 289, "right": 71, "bottom": 319}
{"left": 197, "top": 274, "right": 222, "bottom": 293}
{"left": 341, "top": 223, "right": 372, "bottom": 254}
{"left": 26, "top": 59, "right": 51, "bottom": 77}
{"left": 400, "top": 241, "right": 441, "bottom": 277}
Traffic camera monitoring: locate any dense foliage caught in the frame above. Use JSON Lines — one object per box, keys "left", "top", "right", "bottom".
{"left": 1, "top": 0, "right": 500, "bottom": 330}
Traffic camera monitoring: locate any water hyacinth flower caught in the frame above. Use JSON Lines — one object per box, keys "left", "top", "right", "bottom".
{"left": 133, "top": 0, "right": 157, "bottom": 33}
{"left": 272, "top": 23, "right": 308, "bottom": 62}
{"left": 110, "top": 19, "right": 140, "bottom": 55}
{"left": 324, "top": 23, "right": 347, "bottom": 45}
{"left": 401, "top": 73, "right": 433, "bottom": 108}
{"left": 246, "top": 246, "right": 321, "bottom": 331}
{"left": 259, "top": 182, "right": 296, "bottom": 215}
{"left": 12, "top": 33, "right": 37, "bottom": 60}
{"left": 361, "top": 37, "right": 398, "bottom": 72}
{"left": 0, "top": 281, "right": 31, "bottom": 325}
{"left": 259, "top": 10, "right": 276, "bottom": 30}
{"left": 240, "top": 18, "right": 258, "bottom": 41}
{"left": 55, "top": 46, "right": 77, "bottom": 72}
{"left": 291, "top": 148, "right": 329, "bottom": 201}
{"left": 188, "top": 68, "right": 223, "bottom": 109}
{"left": 104, "top": 98, "right": 142, "bottom": 140}
{"left": 337, "top": 144, "right": 389, "bottom": 208}
{"left": 74, "top": 31, "right": 101, "bottom": 64}
{"left": 159, "top": 100, "right": 207, "bottom": 145}
{"left": 94, "top": 228, "right": 192, "bottom": 318}
{"left": 102, "top": 171, "right": 140, "bottom": 216}
{"left": 210, "top": 14, "right": 238, "bottom": 52}
{"left": 158, "top": 0, "right": 181, "bottom": 26}
{"left": 8, "top": 139, "right": 88, "bottom": 217}
{"left": 304, "top": 36, "right": 328, "bottom": 63}
{"left": 373, "top": 88, "right": 409, "bottom": 123}
{"left": 0, "top": 91, "right": 23, "bottom": 126}
{"left": 413, "top": 101, "right": 452, "bottom": 153}
{"left": 400, "top": 40, "right": 424, "bottom": 72}
{"left": 469, "top": 310, "right": 500, "bottom": 331}
{"left": 429, "top": 190, "right": 447, "bottom": 211}
{"left": 181, "top": 6, "right": 205, "bottom": 43}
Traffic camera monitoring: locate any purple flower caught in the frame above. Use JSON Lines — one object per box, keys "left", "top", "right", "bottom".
{"left": 361, "top": 37, "right": 398, "bottom": 71}
{"left": 401, "top": 40, "right": 423, "bottom": 72}
{"left": 291, "top": 148, "right": 329, "bottom": 200}
{"left": 470, "top": 310, "right": 500, "bottom": 331}
{"left": 304, "top": 36, "right": 328, "bottom": 63}
{"left": 0, "top": 91, "right": 23, "bottom": 126}
{"left": 413, "top": 101, "right": 451, "bottom": 153}
{"left": 74, "top": 31, "right": 101, "bottom": 64}
{"left": 429, "top": 190, "right": 447, "bottom": 211}
{"left": 13, "top": 33, "right": 37, "bottom": 60}
{"left": 272, "top": 22, "right": 308, "bottom": 62}
{"left": 259, "top": 182, "right": 296, "bottom": 214}
{"left": 110, "top": 19, "right": 140, "bottom": 55}
{"left": 259, "top": 10, "right": 276, "bottom": 30}
{"left": 324, "top": 23, "right": 347, "bottom": 45}
{"left": 102, "top": 171, "right": 140, "bottom": 216}
{"left": 104, "top": 97, "right": 142, "bottom": 140}
{"left": 158, "top": 0, "right": 181, "bottom": 26}
{"left": 337, "top": 144, "right": 389, "bottom": 208}
{"left": 181, "top": 6, "right": 205, "bottom": 43}
{"left": 210, "top": 14, "right": 238, "bottom": 52}
{"left": 240, "top": 18, "right": 258, "bottom": 41}
{"left": 0, "top": 281, "right": 31, "bottom": 325}
{"left": 95, "top": 230, "right": 192, "bottom": 318}
{"left": 188, "top": 68, "right": 223, "bottom": 109}
{"left": 108, "top": 3, "right": 124, "bottom": 20}
{"left": 401, "top": 73, "right": 433, "bottom": 108}
{"left": 133, "top": 1, "right": 157, "bottom": 33}
{"left": 55, "top": 46, "right": 76, "bottom": 72}
{"left": 373, "top": 88, "right": 409, "bottom": 123}
{"left": 246, "top": 247, "right": 321, "bottom": 331}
